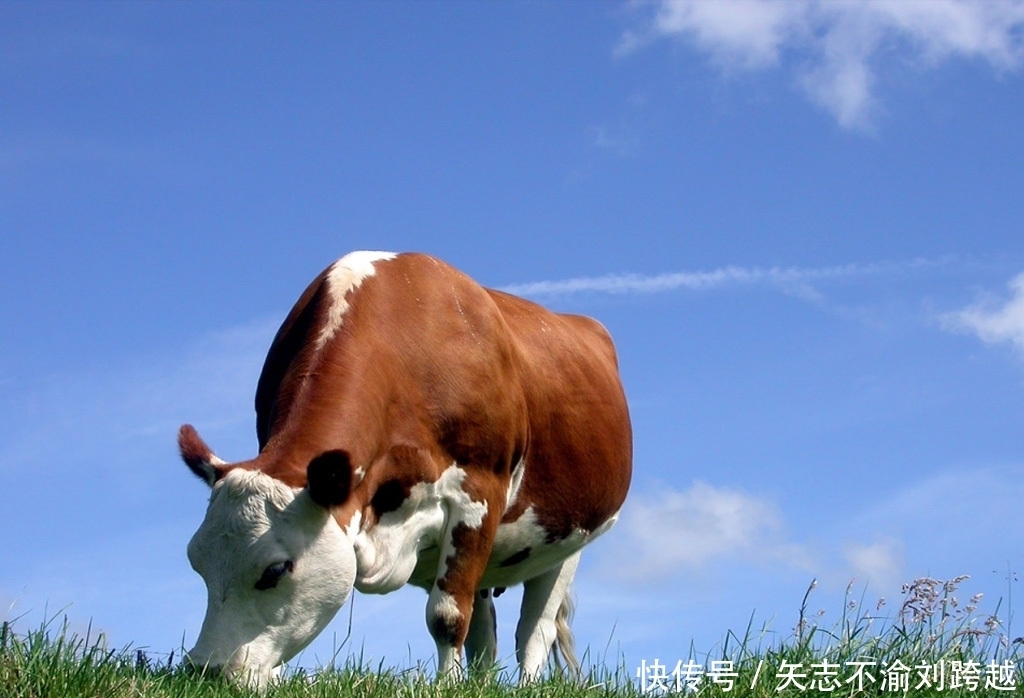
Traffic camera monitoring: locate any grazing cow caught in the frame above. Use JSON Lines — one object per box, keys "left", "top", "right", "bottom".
{"left": 179, "top": 251, "right": 632, "bottom": 687}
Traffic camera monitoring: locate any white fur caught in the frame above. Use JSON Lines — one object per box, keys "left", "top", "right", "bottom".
{"left": 516, "top": 550, "right": 582, "bottom": 682}
{"left": 348, "top": 463, "right": 487, "bottom": 594}
{"left": 428, "top": 590, "right": 464, "bottom": 677}
{"left": 193, "top": 453, "right": 229, "bottom": 487}
{"left": 315, "top": 251, "right": 396, "bottom": 351}
{"left": 186, "top": 470, "right": 356, "bottom": 689}
{"left": 478, "top": 507, "right": 617, "bottom": 590}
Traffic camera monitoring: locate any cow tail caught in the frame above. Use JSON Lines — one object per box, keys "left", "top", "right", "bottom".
{"left": 551, "top": 593, "right": 579, "bottom": 677}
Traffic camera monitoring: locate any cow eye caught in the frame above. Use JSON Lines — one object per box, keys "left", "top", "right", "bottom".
{"left": 255, "top": 560, "right": 293, "bottom": 591}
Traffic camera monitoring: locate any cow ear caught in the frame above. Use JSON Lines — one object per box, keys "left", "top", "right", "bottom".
{"left": 178, "top": 424, "right": 229, "bottom": 487}
{"left": 307, "top": 450, "right": 352, "bottom": 508}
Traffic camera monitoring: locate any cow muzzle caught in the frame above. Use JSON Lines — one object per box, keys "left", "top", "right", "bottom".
{"left": 183, "top": 649, "right": 281, "bottom": 690}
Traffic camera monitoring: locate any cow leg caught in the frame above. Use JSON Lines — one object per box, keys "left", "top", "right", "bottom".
{"left": 426, "top": 497, "right": 502, "bottom": 680}
{"left": 427, "top": 583, "right": 464, "bottom": 678}
{"left": 515, "top": 550, "right": 581, "bottom": 683}
{"left": 465, "top": 589, "right": 497, "bottom": 675}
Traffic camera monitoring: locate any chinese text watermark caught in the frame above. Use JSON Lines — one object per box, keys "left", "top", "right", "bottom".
{"left": 636, "top": 658, "right": 1018, "bottom": 693}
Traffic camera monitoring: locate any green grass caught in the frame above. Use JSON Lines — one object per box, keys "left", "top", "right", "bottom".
{"left": 3, "top": 576, "right": 1022, "bottom": 697}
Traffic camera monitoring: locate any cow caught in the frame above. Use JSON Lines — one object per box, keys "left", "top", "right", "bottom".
{"left": 178, "top": 251, "right": 632, "bottom": 687}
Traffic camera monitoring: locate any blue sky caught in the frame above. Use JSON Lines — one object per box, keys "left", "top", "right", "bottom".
{"left": 3, "top": 0, "right": 1024, "bottom": 680}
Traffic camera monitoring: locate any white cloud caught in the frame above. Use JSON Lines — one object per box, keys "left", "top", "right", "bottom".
{"left": 591, "top": 123, "right": 641, "bottom": 157}
{"left": 836, "top": 465, "right": 1024, "bottom": 602}
{"left": 942, "top": 272, "right": 1024, "bottom": 354}
{"left": 501, "top": 258, "right": 935, "bottom": 298}
{"left": 604, "top": 481, "right": 812, "bottom": 583}
{"left": 621, "top": 0, "right": 1024, "bottom": 130}
{"left": 622, "top": 0, "right": 806, "bottom": 69}
{"left": 843, "top": 539, "right": 905, "bottom": 591}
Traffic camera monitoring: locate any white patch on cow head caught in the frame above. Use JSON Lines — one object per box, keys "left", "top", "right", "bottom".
{"left": 186, "top": 469, "right": 356, "bottom": 689}
{"left": 349, "top": 463, "right": 487, "bottom": 594}
{"left": 315, "top": 250, "right": 397, "bottom": 351}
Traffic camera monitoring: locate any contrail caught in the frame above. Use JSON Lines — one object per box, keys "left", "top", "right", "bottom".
{"left": 500, "top": 258, "right": 941, "bottom": 298}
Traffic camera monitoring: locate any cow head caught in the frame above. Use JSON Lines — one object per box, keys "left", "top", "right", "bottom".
{"left": 178, "top": 425, "right": 356, "bottom": 689}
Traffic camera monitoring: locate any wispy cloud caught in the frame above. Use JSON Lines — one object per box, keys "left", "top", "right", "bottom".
{"left": 839, "top": 464, "right": 1024, "bottom": 595}
{"left": 941, "top": 272, "right": 1024, "bottom": 355}
{"left": 603, "top": 482, "right": 812, "bottom": 583}
{"left": 843, "top": 539, "right": 905, "bottom": 591}
{"left": 501, "top": 258, "right": 937, "bottom": 299}
{"left": 601, "top": 466, "right": 1021, "bottom": 595}
{"left": 619, "top": 0, "right": 1024, "bottom": 130}
{"left": 0, "top": 316, "right": 277, "bottom": 474}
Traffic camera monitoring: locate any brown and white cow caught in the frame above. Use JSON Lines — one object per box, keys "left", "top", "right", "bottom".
{"left": 178, "top": 251, "right": 632, "bottom": 687}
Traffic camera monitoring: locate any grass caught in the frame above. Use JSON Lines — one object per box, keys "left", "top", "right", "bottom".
{"left": 2, "top": 575, "right": 1022, "bottom": 697}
